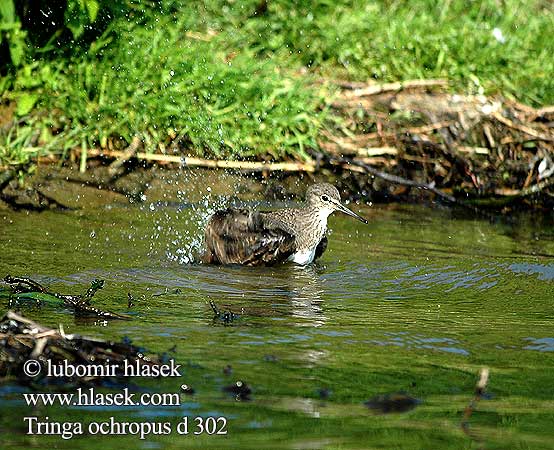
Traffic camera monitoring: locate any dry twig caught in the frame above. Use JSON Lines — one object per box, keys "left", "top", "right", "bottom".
{"left": 492, "top": 112, "right": 554, "bottom": 142}
{"left": 342, "top": 79, "right": 448, "bottom": 98}
{"left": 336, "top": 157, "right": 460, "bottom": 204}
{"left": 108, "top": 135, "right": 141, "bottom": 175}
{"left": 86, "top": 149, "right": 316, "bottom": 172}
{"left": 0, "top": 311, "right": 160, "bottom": 385}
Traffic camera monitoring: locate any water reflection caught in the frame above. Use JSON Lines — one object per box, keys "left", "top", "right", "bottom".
{"left": 93, "top": 262, "right": 329, "bottom": 327}
{"left": 4, "top": 200, "right": 554, "bottom": 448}
{"left": 287, "top": 265, "right": 326, "bottom": 327}
{"left": 192, "top": 263, "right": 328, "bottom": 327}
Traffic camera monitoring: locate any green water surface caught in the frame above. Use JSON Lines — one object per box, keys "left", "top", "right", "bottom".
{"left": 1, "top": 193, "right": 554, "bottom": 449}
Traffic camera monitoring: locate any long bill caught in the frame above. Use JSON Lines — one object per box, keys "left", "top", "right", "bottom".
{"left": 333, "top": 201, "right": 368, "bottom": 224}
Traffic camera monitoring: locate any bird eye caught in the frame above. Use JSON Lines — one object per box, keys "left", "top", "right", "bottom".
{"left": 321, "top": 195, "right": 329, "bottom": 202}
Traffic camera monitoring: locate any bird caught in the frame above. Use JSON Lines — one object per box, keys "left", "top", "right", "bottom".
{"left": 202, "top": 183, "right": 367, "bottom": 266}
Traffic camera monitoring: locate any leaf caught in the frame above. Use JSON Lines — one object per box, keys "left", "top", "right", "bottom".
{"left": 16, "top": 93, "right": 39, "bottom": 116}
{"left": 65, "top": 0, "right": 88, "bottom": 38}
{"left": 0, "top": 0, "right": 15, "bottom": 22}
{"left": 8, "top": 26, "right": 26, "bottom": 66}
{"left": 0, "top": 0, "right": 26, "bottom": 66}
{"left": 85, "top": 0, "right": 99, "bottom": 22}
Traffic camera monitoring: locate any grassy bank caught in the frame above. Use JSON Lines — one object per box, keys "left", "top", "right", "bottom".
{"left": 1, "top": 0, "right": 554, "bottom": 169}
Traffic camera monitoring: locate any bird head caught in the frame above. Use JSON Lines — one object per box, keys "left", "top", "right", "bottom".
{"left": 306, "top": 183, "right": 368, "bottom": 224}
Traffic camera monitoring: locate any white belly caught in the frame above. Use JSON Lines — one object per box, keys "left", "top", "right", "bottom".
{"left": 289, "top": 248, "right": 316, "bottom": 265}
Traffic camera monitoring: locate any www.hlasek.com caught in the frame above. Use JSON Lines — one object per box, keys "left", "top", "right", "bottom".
{"left": 21, "top": 358, "right": 228, "bottom": 440}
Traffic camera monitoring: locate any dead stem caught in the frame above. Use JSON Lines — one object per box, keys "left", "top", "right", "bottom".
{"left": 0, "top": 311, "right": 160, "bottom": 385}
{"left": 84, "top": 148, "right": 316, "bottom": 172}
{"left": 492, "top": 112, "right": 554, "bottom": 142}
{"left": 461, "top": 368, "right": 490, "bottom": 447}
{"left": 341, "top": 79, "right": 448, "bottom": 98}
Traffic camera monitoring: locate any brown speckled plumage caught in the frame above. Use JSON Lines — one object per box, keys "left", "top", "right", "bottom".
{"left": 202, "top": 208, "right": 296, "bottom": 266}
{"left": 202, "top": 183, "right": 367, "bottom": 266}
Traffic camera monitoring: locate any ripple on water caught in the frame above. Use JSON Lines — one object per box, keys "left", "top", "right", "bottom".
{"left": 2, "top": 198, "right": 554, "bottom": 448}
{"left": 509, "top": 263, "right": 554, "bottom": 281}
{"left": 523, "top": 337, "right": 554, "bottom": 352}
{"left": 345, "top": 332, "right": 470, "bottom": 356}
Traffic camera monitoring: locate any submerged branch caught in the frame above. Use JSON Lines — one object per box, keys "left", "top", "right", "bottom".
{"left": 4, "top": 275, "right": 48, "bottom": 294}
{"left": 3, "top": 275, "right": 129, "bottom": 320}
{"left": 462, "top": 368, "right": 490, "bottom": 446}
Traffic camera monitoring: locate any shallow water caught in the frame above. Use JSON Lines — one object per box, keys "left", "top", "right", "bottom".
{"left": 1, "top": 192, "right": 554, "bottom": 449}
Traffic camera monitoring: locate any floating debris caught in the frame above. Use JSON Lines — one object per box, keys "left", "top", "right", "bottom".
{"left": 317, "top": 388, "right": 331, "bottom": 400}
{"left": 127, "top": 292, "right": 135, "bottom": 308}
{"left": 0, "top": 311, "right": 160, "bottom": 386}
{"left": 180, "top": 384, "right": 195, "bottom": 395}
{"left": 2, "top": 275, "right": 130, "bottom": 320}
{"left": 168, "top": 344, "right": 178, "bottom": 353}
{"left": 223, "top": 380, "right": 252, "bottom": 401}
{"left": 209, "top": 300, "right": 239, "bottom": 324}
{"left": 364, "top": 392, "right": 421, "bottom": 414}
{"left": 152, "top": 287, "right": 182, "bottom": 297}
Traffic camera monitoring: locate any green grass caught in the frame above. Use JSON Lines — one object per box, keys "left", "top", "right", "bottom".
{"left": 1, "top": 0, "right": 554, "bottom": 169}
{"left": 234, "top": 0, "right": 554, "bottom": 104}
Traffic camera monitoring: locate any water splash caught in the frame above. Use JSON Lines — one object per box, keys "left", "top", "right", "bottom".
{"left": 145, "top": 171, "right": 251, "bottom": 265}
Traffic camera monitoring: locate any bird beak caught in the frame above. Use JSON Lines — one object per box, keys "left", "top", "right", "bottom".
{"left": 331, "top": 199, "right": 368, "bottom": 224}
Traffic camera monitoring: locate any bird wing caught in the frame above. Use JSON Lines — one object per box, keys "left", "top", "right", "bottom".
{"left": 202, "top": 208, "right": 296, "bottom": 266}
{"left": 314, "top": 236, "right": 328, "bottom": 261}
